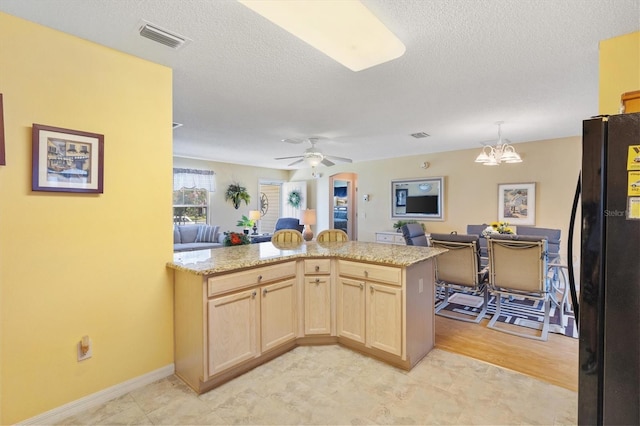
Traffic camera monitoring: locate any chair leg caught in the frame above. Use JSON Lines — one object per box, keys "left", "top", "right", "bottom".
{"left": 436, "top": 285, "right": 487, "bottom": 324}
{"left": 487, "top": 292, "right": 549, "bottom": 341}
{"left": 435, "top": 286, "right": 451, "bottom": 314}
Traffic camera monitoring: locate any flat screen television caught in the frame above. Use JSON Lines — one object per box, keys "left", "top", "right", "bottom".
{"left": 405, "top": 195, "right": 439, "bottom": 215}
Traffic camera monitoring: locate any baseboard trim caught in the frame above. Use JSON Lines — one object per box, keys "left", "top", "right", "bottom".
{"left": 18, "top": 364, "right": 174, "bottom": 425}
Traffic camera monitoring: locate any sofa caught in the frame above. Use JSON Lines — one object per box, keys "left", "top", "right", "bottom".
{"left": 174, "top": 224, "right": 223, "bottom": 252}
{"left": 275, "top": 217, "right": 304, "bottom": 233}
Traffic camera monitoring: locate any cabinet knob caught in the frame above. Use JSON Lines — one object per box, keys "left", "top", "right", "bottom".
{"left": 359, "top": 282, "right": 364, "bottom": 290}
{"left": 370, "top": 285, "right": 375, "bottom": 292}
{"left": 252, "top": 290, "right": 257, "bottom": 298}
{"left": 364, "top": 270, "right": 369, "bottom": 278}
{"left": 263, "top": 288, "right": 268, "bottom": 296}
{"left": 257, "top": 275, "right": 263, "bottom": 281}
{"left": 315, "top": 265, "right": 320, "bottom": 272}
{"left": 315, "top": 278, "right": 320, "bottom": 284}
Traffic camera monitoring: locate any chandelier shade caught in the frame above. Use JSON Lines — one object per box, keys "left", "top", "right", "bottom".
{"left": 474, "top": 122, "right": 522, "bottom": 166}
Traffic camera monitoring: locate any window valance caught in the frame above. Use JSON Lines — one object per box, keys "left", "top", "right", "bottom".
{"left": 173, "top": 168, "right": 216, "bottom": 191}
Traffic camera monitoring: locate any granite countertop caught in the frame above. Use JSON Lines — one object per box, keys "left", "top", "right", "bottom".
{"left": 168, "top": 241, "right": 446, "bottom": 276}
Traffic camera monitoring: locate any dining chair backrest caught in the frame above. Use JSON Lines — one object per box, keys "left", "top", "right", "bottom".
{"left": 430, "top": 233, "right": 482, "bottom": 288}
{"left": 466, "top": 224, "right": 489, "bottom": 258}
{"left": 487, "top": 234, "right": 548, "bottom": 294}
{"left": 401, "top": 223, "right": 428, "bottom": 246}
{"left": 515, "top": 226, "right": 560, "bottom": 260}
{"left": 316, "top": 229, "right": 349, "bottom": 243}
{"left": 271, "top": 229, "right": 303, "bottom": 244}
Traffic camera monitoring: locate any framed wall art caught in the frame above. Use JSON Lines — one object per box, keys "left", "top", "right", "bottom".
{"left": 32, "top": 124, "right": 104, "bottom": 193}
{"left": 0, "top": 93, "right": 5, "bottom": 166}
{"left": 498, "top": 182, "right": 535, "bottom": 225}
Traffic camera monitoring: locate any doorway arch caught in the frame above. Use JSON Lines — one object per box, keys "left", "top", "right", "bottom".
{"left": 329, "top": 172, "right": 357, "bottom": 240}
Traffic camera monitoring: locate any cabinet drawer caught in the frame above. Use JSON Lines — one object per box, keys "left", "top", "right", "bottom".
{"left": 208, "top": 261, "right": 296, "bottom": 297}
{"left": 304, "top": 258, "right": 331, "bottom": 275}
{"left": 338, "top": 260, "right": 401, "bottom": 286}
{"left": 376, "top": 233, "right": 395, "bottom": 243}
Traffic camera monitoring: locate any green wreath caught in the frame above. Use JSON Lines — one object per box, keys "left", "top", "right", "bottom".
{"left": 287, "top": 190, "right": 302, "bottom": 208}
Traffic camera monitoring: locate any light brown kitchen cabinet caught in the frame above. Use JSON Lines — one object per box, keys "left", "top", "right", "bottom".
{"left": 261, "top": 279, "right": 296, "bottom": 351}
{"left": 337, "top": 261, "right": 403, "bottom": 356}
{"left": 207, "top": 288, "right": 259, "bottom": 376}
{"left": 336, "top": 277, "right": 366, "bottom": 343}
{"left": 303, "top": 259, "right": 332, "bottom": 336}
{"left": 172, "top": 246, "right": 438, "bottom": 394}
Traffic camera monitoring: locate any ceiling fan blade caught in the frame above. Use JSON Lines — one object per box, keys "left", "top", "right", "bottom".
{"left": 274, "top": 155, "right": 304, "bottom": 160}
{"left": 321, "top": 158, "right": 335, "bottom": 167}
{"left": 288, "top": 158, "right": 305, "bottom": 166}
{"left": 281, "top": 138, "right": 305, "bottom": 144}
{"left": 324, "top": 155, "right": 353, "bottom": 163}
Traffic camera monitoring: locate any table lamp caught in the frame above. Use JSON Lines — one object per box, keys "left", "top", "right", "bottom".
{"left": 249, "top": 210, "right": 261, "bottom": 235}
{"left": 301, "top": 209, "right": 317, "bottom": 241}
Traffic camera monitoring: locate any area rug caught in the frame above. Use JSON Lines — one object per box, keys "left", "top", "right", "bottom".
{"left": 436, "top": 289, "right": 578, "bottom": 338}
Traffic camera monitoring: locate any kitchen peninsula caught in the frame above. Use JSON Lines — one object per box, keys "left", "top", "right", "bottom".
{"left": 167, "top": 241, "right": 445, "bottom": 394}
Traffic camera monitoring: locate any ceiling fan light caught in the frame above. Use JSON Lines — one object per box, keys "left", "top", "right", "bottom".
{"left": 238, "top": 0, "right": 405, "bottom": 72}
{"left": 306, "top": 155, "right": 322, "bottom": 167}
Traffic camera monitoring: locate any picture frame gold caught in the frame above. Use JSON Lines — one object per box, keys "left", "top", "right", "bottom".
{"left": 32, "top": 124, "right": 104, "bottom": 193}
{"left": 0, "top": 93, "right": 5, "bottom": 166}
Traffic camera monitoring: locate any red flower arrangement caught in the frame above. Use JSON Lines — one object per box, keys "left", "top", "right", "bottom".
{"left": 223, "top": 231, "right": 250, "bottom": 246}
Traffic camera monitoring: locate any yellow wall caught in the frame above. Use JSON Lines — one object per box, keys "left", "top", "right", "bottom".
{"left": 599, "top": 31, "right": 640, "bottom": 114}
{"left": 0, "top": 13, "right": 174, "bottom": 424}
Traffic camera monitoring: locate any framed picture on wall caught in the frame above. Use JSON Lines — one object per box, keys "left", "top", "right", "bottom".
{"left": 498, "top": 182, "right": 535, "bottom": 225}
{"left": 395, "top": 188, "right": 407, "bottom": 207}
{"left": 0, "top": 93, "right": 5, "bottom": 166}
{"left": 32, "top": 124, "right": 104, "bottom": 193}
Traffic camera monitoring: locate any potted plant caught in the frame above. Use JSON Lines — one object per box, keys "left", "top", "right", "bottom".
{"left": 225, "top": 183, "right": 251, "bottom": 209}
{"left": 392, "top": 220, "right": 425, "bottom": 232}
{"left": 236, "top": 215, "right": 254, "bottom": 235}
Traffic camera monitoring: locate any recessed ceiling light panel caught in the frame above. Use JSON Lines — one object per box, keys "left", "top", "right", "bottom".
{"left": 238, "top": 0, "right": 405, "bottom": 72}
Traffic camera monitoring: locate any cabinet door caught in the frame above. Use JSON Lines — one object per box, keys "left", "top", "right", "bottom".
{"left": 261, "top": 278, "right": 296, "bottom": 352}
{"left": 207, "top": 289, "right": 259, "bottom": 376}
{"left": 367, "top": 283, "right": 402, "bottom": 356}
{"left": 305, "top": 276, "right": 331, "bottom": 335}
{"left": 337, "top": 277, "right": 366, "bottom": 343}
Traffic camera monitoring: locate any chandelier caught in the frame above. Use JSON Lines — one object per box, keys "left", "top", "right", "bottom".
{"left": 474, "top": 121, "right": 522, "bottom": 166}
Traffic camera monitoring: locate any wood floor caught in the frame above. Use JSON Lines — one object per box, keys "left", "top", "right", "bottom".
{"left": 435, "top": 315, "right": 578, "bottom": 391}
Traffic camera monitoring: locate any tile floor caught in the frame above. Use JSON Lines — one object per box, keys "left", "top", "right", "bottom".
{"left": 57, "top": 346, "right": 577, "bottom": 425}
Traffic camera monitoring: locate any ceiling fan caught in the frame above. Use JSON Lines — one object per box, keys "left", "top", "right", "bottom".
{"left": 274, "top": 137, "right": 353, "bottom": 167}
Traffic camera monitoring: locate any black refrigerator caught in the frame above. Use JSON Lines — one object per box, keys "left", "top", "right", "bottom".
{"left": 579, "top": 112, "right": 640, "bottom": 425}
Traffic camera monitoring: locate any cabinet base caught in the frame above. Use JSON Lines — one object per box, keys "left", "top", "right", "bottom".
{"left": 192, "top": 340, "right": 297, "bottom": 394}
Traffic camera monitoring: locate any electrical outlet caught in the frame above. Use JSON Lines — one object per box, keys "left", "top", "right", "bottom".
{"left": 77, "top": 338, "right": 92, "bottom": 361}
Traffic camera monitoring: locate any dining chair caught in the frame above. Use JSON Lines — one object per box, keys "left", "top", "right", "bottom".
{"left": 486, "top": 234, "right": 551, "bottom": 341}
{"left": 515, "top": 226, "right": 569, "bottom": 312}
{"left": 400, "top": 223, "right": 428, "bottom": 246}
{"left": 316, "top": 229, "right": 349, "bottom": 242}
{"left": 430, "top": 233, "right": 488, "bottom": 323}
{"left": 271, "top": 229, "right": 303, "bottom": 244}
{"left": 466, "top": 224, "right": 490, "bottom": 266}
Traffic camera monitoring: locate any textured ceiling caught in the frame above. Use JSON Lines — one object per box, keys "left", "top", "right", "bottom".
{"left": 1, "top": 0, "right": 639, "bottom": 169}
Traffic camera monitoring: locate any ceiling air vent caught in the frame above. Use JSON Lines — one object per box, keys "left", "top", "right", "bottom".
{"left": 138, "top": 20, "right": 190, "bottom": 49}
{"left": 410, "top": 132, "right": 430, "bottom": 139}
